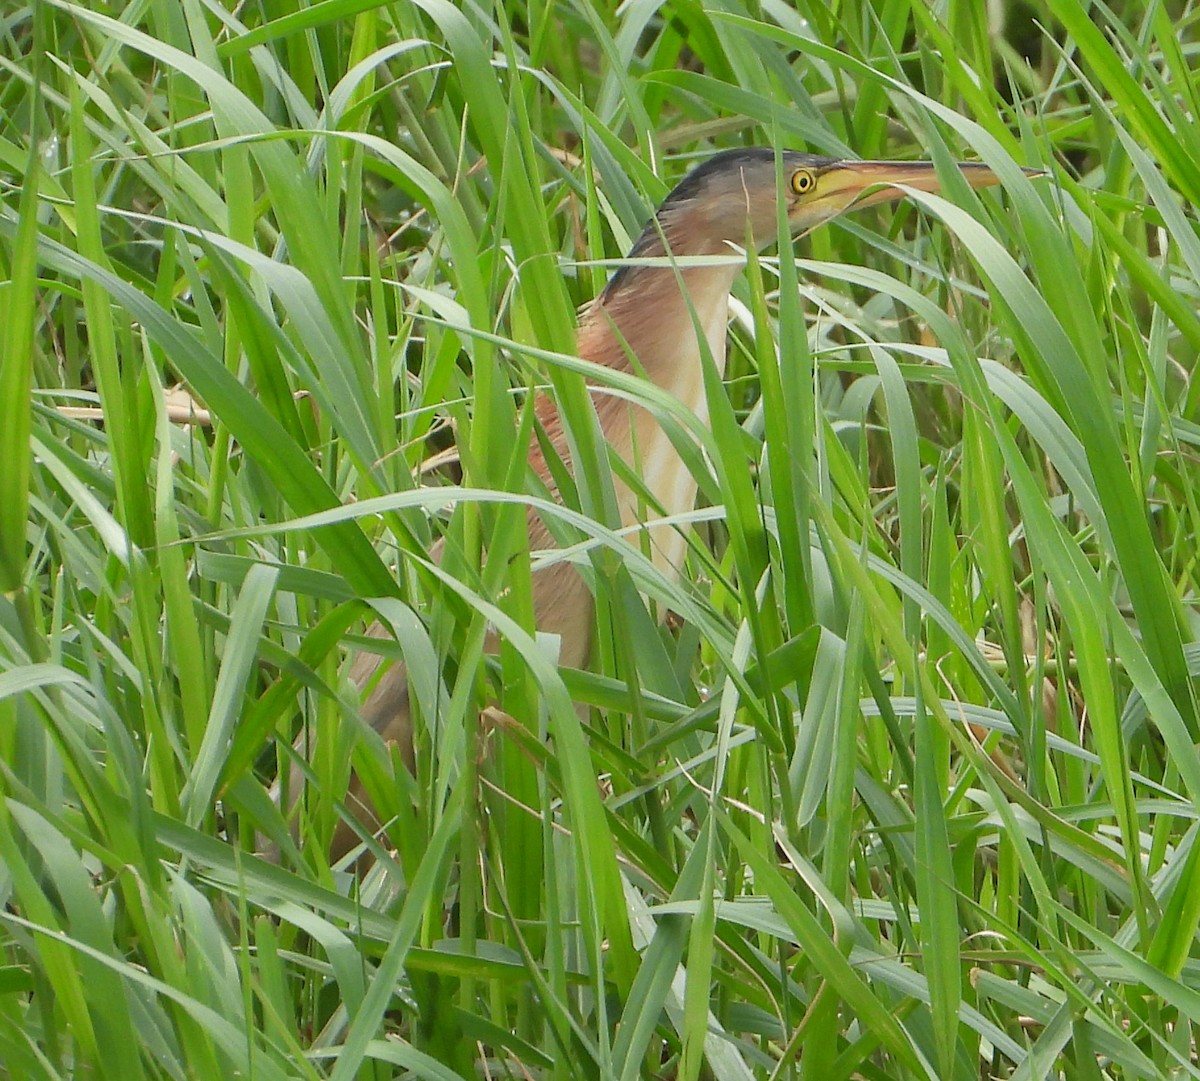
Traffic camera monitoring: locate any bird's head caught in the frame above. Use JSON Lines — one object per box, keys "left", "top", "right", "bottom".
{"left": 651, "top": 147, "right": 1023, "bottom": 251}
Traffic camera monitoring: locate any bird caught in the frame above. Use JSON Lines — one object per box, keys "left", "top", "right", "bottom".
{"left": 281, "top": 148, "right": 1028, "bottom": 859}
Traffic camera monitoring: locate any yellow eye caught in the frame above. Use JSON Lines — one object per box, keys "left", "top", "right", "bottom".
{"left": 790, "top": 168, "right": 816, "bottom": 195}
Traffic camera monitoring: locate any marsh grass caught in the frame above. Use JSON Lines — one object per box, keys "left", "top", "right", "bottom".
{"left": 4, "top": 0, "right": 1200, "bottom": 1077}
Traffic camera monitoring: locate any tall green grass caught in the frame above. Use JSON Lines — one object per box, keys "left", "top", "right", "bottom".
{"left": 3, "top": 0, "right": 1200, "bottom": 1077}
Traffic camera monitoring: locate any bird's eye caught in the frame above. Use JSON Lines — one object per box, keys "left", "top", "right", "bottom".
{"left": 790, "top": 168, "right": 816, "bottom": 195}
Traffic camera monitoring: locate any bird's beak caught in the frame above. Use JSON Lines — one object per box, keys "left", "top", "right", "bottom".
{"left": 813, "top": 159, "right": 1044, "bottom": 215}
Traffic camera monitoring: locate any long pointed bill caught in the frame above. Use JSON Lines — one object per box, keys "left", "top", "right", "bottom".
{"left": 819, "top": 159, "right": 1044, "bottom": 212}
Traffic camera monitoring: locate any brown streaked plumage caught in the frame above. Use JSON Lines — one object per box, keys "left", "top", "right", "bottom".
{"left": 282, "top": 148, "right": 1037, "bottom": 858}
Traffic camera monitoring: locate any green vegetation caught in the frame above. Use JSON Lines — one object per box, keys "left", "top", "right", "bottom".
{"left": 4, "top": 0, "right": 1200, "bottom": 1076}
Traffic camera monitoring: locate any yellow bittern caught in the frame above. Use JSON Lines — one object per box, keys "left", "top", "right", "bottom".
{"left": 287, "top": 148, "right": 1024, "bottom": 856}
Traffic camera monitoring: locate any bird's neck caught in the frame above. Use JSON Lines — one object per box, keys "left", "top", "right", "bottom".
{"left": 577, "top": 258, "right": 742, "bottom": 388}
{"left": 526, "top": 252, "right": 742, "bottom": 575}
{"left": 570, "top": 259, "right": 741, "bottom": 573}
